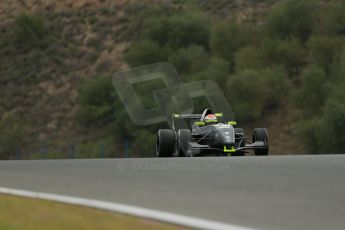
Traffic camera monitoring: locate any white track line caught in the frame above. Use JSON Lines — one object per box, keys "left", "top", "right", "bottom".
{"left": 0, "top": 187, "right": 256, "bottom": 230}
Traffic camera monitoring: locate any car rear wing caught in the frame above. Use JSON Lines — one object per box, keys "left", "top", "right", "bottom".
{"left": 172, "top": 114, "right": 202, "bottom": 119}
{"left": 172, "top": 113, "right": 223, "bottom": 119}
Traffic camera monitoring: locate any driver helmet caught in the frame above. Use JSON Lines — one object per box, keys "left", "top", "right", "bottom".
{"left": 204, "top": 114, "right": 217, "bottom": 123}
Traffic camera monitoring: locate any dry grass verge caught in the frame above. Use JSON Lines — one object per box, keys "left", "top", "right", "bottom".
{"left": 0, "top": 195, "right": 188, "bottom": 230}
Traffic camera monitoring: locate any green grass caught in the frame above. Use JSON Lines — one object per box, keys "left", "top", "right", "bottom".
{"left": 0, "top": 195, "right": 188, "bottom": 230}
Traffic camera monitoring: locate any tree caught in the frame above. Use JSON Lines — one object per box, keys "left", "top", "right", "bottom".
{"left": 227, "top": 68, "right": 289, "bottom": 121}
{"left": 168, "top": 45, "right": 209, "bottom": 74}
{"left": 124, "top": 40, "right": 169, "bottom": 66}
{"left": 0, "top": 113, "right": 30, "bottom": 159}
{"left": 210, "top": 21, "right": 250, "bottom": 69}
{"left": 293, "top": 66, "right": 328, "bottom": 114}
{"left": 142, "top": 13, "right": 210, "bottom": 50}
{"left": 77, "top": 76, "right": 116, "bottom": 126}
{"left": 234, "top": 46, "right": 265, "bottom": 71}
{"left": 261, "top": 37, "right": 306, "bottom": 77}
{"left": 308, "top": 36, "right": 344, "bottom": 73}
{"left": 316, "top": 83, "right": 345, "bottom": 154}
{"left": 264, "top": 0, "right": 315, "bottom": 42}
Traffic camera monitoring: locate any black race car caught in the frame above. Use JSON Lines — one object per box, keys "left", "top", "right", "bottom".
{"left": 156, "top": 109, "right": 269, "bottom": 157}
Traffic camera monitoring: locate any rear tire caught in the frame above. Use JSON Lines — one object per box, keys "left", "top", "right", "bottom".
{"left": 156, "top": 129, "right": 175, "bottom": 157}
{"left": 253, "top": 128, "right": 269, "bottom": 156}
{"left": 177, "top": 129, "right": 192, "bottom": 157}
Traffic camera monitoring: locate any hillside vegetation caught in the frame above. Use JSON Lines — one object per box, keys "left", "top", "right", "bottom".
{"left": 0, "top": 0, "right": 344, "bottom": 159}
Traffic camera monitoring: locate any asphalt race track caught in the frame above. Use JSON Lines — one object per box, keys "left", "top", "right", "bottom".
{"left": 0, "top": 155, "right": 344, "bottom": 230}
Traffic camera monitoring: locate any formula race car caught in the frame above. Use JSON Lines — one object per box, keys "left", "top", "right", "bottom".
{"left": 156, "top": 109, "right": 269, "bottom": 157}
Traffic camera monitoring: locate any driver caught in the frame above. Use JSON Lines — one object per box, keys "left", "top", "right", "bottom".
{"left": 204, "top": 114, "right": 218, "bottom": 124}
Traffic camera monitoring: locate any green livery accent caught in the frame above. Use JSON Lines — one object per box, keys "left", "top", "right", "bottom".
{"left": 173, "top": 114, "right": 180, "bottom": 118}
{"left": 205, "top": 119, "right": 217, "bottom": 123}
{"left": 215, "top": 113, "right": 223, "bottom": 117}
{"left": 195, "top": 121, "right": 205, "bottom": 126}
{"left": 228, "top": 121, "right": 237, "bottom": 126}
{"left": 224, "top": 145, "right": 236, "bottom": 153}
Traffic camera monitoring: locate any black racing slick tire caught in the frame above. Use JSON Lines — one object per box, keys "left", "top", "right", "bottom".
{"left": 177, "top": 129, "right": 192, "bottom": 157}
{"left": 156, "top": 129, "right": 175, "bottom": 157}
{"left": 253, "top": 128, "right": 269, "bottom": 156}
{"left": 233, "top": 128, "right": 245, "bottom": 156}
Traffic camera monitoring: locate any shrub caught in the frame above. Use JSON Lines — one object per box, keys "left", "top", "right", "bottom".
{"left": 124, "top": 40, "right": 169, "bottom": 66}
{"left": 129, "top": 129, "right": 156, "bottom": 157}
{"left": 307, "top": 36, "right": 344, "bottom": 73}
{"left": 77, "top": 76, "right": 116, "bottom": 126}
{"left": 234, "top": 46, "right": 265, "bottom": 71}
{"left": 117, "top": 4, "right": 174, "bottom": 42}
{"left": 168, "top": 45, "right": 209, "bottom": 74}
{"left": 142, "top": 13, "right": 210, "bottom": 50}
{"left": 314, "top": 0, "right": 345, "bottom": 36}
{"left": 132, "top": 77, "right": 167, "bottom": 109}
{"left": 264, "top": 0, "right": 315, "bottom": 41}
{"left": 75, "top": 136, "right": 119, "bottom": 158}
{"left": 296, "top": 82, "right": 345, "bottom": 154}
{"left": 261, "top": 38, "right": 306, "bottom": 76}
{"left": 186, "top": 57, "right": 230, "bottom": 86}
{"left": 293, "top": 66, "right": 327, "bottom": 115}
{"left": 316, "top": 83, "right": 345, "bottom": 154}
{"left": 14, "top": 14, "right": 46, "bottom": 47}
{"left": 294, "top": 118, "right": 320, "bottom": 153}
{"left": 227, "top": 68, "right": 289, "bottom": 121}
{"left": 333, "top": 46, "right": 345, "bottom": 81}
{"left": 77, "top": 75, "right": 161, "bottom": 142}
{"left": 77, "top": 75, "right": 159, "bottom": 144}
{"left": 210, "top": 21, "right": 251, "bottom": 67}
{"left": 0, "top": 113, "right": 30, "bottom": 159}
{"left": 124, "top": 13, "right": 210, "bottom": 67}
{"left": 198, "top": 57, "right": 230, "bottom": 82}
{"left": 108, "top": 105, "right": 139, "bottom": 139}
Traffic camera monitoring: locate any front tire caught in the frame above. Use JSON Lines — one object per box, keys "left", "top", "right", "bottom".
{"left": 156, "top": 129, "right": 175, "bottom": 157}
{"left": 253, "top": 128, "right": 269, "bottom": 156}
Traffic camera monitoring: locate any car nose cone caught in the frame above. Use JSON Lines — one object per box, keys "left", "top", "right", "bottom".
{"left": 215, "top": 127, "right": 235, "bottom": 145}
